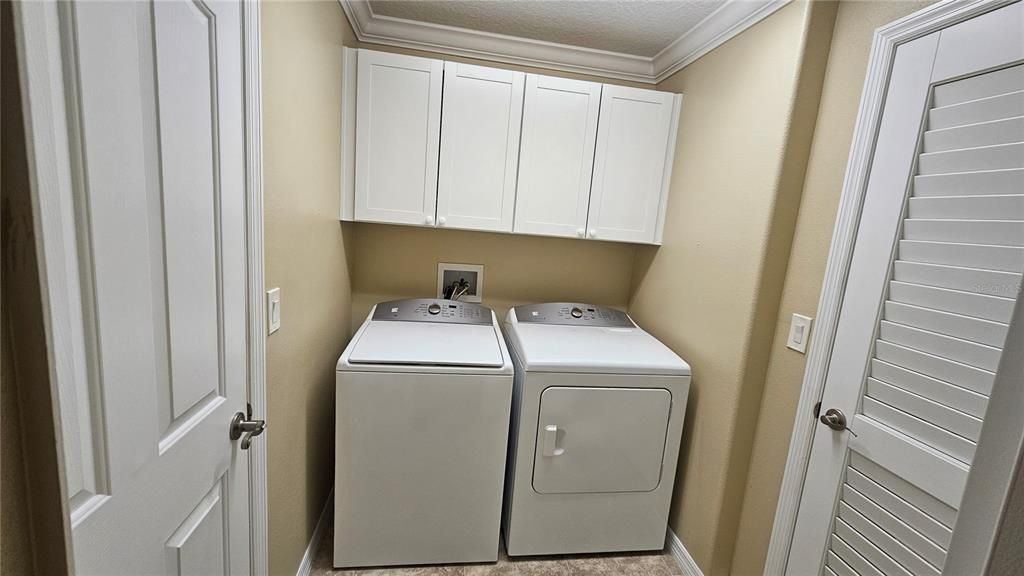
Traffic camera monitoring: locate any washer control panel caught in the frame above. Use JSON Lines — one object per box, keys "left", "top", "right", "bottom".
{"left": 513, "top": 303, "right": 634, "bottom": 328}
{"left": 372, "top": 298, "right": 492, "bottom": 325}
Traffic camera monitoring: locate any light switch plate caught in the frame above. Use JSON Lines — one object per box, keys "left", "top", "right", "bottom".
{"left": 786, "top": 313, "right": 813, "bottom": 353}
{"left": 267, "top": 288, "right": 281, "bottom": 335}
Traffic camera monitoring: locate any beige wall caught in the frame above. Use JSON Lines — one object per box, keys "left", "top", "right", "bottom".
{"left": 350, "top": 224, "right": 636, "bottom": 328}
{"left": 729, "top": 2, "right": 936, "bottom": 574}
{"left": 262, "top": 1, "right": 358, "bottom": 574}
{"left": 628, "top": 2, "right": 836, "bottom": 574}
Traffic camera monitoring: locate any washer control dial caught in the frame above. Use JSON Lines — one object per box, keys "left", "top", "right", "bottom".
{"left": 570, "top": 307, "right": 584, "bottom": 318}
{"left": 428, "top": 303, "right": 442, "bottom": 315}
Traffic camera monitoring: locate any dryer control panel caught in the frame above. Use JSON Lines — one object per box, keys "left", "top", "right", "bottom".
{"left": 514, "top": 303, "right": 634, "bottom": 328}
{"left": 372, "top": 298, "right": 492, "bottom": 325}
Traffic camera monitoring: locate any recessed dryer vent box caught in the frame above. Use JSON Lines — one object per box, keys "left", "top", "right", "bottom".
{"left": 437, "top": 263, "right": 483, "bottom": 303}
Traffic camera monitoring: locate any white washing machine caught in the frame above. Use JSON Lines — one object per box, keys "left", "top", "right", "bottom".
{"left": 502, "top": 303, "right": 691, "bottom": 557}
{"left": 334, "top": 299, "right": 513, "bottom": 568}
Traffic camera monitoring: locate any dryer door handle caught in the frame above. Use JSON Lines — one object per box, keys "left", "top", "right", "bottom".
{"left": 542, "top": 425, "right": 565, "bottom": 457}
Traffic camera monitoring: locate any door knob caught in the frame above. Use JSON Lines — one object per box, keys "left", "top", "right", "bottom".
{"left": 230, "top": 409, "right": 266, "bottom": 450}
{"left": 819, "top": 408, "right": 857, "bottom": 437}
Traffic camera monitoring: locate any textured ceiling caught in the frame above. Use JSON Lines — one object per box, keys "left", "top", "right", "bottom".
{"left": 366, "top": 1, "right": 724, "bottom": 57}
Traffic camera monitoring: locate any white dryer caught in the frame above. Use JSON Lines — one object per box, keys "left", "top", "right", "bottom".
{"left": 502, "top": 303, "right": 691, "bottom": 557}
{"left": 334, "top": 299, "right": 513, "bottom": 568}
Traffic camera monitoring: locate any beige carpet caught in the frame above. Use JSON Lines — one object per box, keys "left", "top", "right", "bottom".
{"left": 312, "top": 522, "right": 683, "bottom": 576}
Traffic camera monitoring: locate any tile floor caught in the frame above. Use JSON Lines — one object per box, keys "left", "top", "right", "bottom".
{"left": 311, "top": 520, "right": 683, "bottom": 576}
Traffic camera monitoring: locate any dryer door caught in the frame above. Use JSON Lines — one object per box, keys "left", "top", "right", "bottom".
{"left": 533, "top": 386, "right": 671, "bottom": 494}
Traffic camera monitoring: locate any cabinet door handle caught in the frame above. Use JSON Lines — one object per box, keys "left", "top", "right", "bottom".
{"left": 576, "top": 228, "right": 585, "bottom": 237}
{"left": 541, "top": 424, "right": 564, "bottom": 457}
{"left": 588, "top": 229, "right": 597, "bottom": 238}
{"left": 425, "top": 215, "right": 435, "bottom": 225}
{"left": 438, "top": 216, "right": 446, "bottom": 226}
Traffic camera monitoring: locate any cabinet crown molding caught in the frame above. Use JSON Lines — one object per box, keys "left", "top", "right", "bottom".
{"left": 338, "top": 0, "right": 791, "bottom": 85}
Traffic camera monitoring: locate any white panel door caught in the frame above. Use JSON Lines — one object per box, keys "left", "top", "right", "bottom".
{"left": 513, "top": 74, "right": 602, "bottom": 238}
{"left": 787, "top": 3, "right": 1024, "bottom": 575}
{"left": 587, "top": 85, "right": 679, "bottom": 244}
{"left": 437, "top": 62, "right": 524, "bottom": 232}
{"left": 18, "top": 1, "right": 252, "bottom": 574}
{"left": 355, "top": 50, "right": 443, "bottom": 227}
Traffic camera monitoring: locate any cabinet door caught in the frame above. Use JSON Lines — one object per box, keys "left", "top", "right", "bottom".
{"left": 513, "top": 75, "right": 601, "bottom": 238}
{"left": 355, "top": 50, "right": 443, "bottom": 226}
{"left": 437, "top": 62, "right": 525, "bottom": 232}
{"left": 588, "top": 86, "right": 679, "bottom": 244}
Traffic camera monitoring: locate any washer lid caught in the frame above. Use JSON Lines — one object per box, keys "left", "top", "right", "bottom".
{"left": 349, "top": 319, "right": 505, "bottom": 367}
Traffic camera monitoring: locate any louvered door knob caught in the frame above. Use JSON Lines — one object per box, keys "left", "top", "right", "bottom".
{"left": 819, "top": 408, "right": 857, "bottom": 437}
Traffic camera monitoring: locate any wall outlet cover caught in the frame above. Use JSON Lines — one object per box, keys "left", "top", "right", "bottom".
{"left": 437, "top": 263, "right": 484, "bottom": 303}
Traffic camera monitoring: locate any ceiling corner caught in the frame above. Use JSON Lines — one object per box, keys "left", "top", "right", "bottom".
{"left": 337, "top": 0, "right": 793, "bottom": 85}
{"left": 652, "top": 0, "right": 792, "bottom": 83}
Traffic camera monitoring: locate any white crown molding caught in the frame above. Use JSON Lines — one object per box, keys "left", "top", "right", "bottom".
{"left": 652, "top": 0, "right": 790, "bottom": 83}
{"left": 339, "top": 0, "right": 792, "bottom": 84}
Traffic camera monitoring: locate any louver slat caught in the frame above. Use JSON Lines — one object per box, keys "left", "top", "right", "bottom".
{"left": 923, "top": 116, "right": 1024, "bottom": 152}
{"left": 932, "top": 65, "right": 1024, "bottom": 107}
{"left": 883, "top": 301, "right": 1008, "bottom": 346}
{"left": 887, "top": 281, "right": 1016, "bottom": 323}
{"left": 913, "top": 168, "right": 1024, "bottom": 197}
{"left": 870, "top": 359, "right": 988, "bottom": 419}
{"left": 898, "top": 239, "right": 1024, "bottom": 272}
{"left": 846, "top": 467, "right": 953, "bottom": 547}
{"left": 907, "top": 196, "right": 1024, "bottom": 222}
{"left": 917, "top": 142, "right": 1024, "bottom": 174}
{"left": 928, "top": 90, "right": 1024, "bottom": 130}
{"left": 866, "top": 378, "right": 982, "bottom": 441}
{"left": 843, "top": 485, "right": 947, "bottom": 568}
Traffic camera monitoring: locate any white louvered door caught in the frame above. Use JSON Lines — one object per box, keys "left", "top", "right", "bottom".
{"left": 787, "top": 3, "right": 1024, "bottom": 575}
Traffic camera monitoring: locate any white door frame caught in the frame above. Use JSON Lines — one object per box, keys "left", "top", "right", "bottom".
{"left": 242, "top": 2, "right": 269, "bottom": 574}
{"left": 763, "top": 0, "right": 1021, "bottom": 574}
{"left": 14, "top": 0, "right": 268, "bottom": 572}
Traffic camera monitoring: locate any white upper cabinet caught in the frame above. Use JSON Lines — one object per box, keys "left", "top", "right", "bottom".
{"left": 355, "top": 50, "right": 443, "bottom": 226}
{"left": 437, "top": 63, "right": 525, "bottom": 232}
{"left": 513, "top": 75, "right": 602, "bottom": 239}
{"left": 588, "top": 85, "right": 682, "bottom": 244}
{"left": 345, "top": 49, "right": 683, "bottom": 245}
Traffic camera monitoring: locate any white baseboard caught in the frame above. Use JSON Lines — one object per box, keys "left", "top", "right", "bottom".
{"left": 667, "top": 527, "right": 704, "bottom": 576}
{"left": 296, "top": 490, "right": 334, "bottom": 576}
